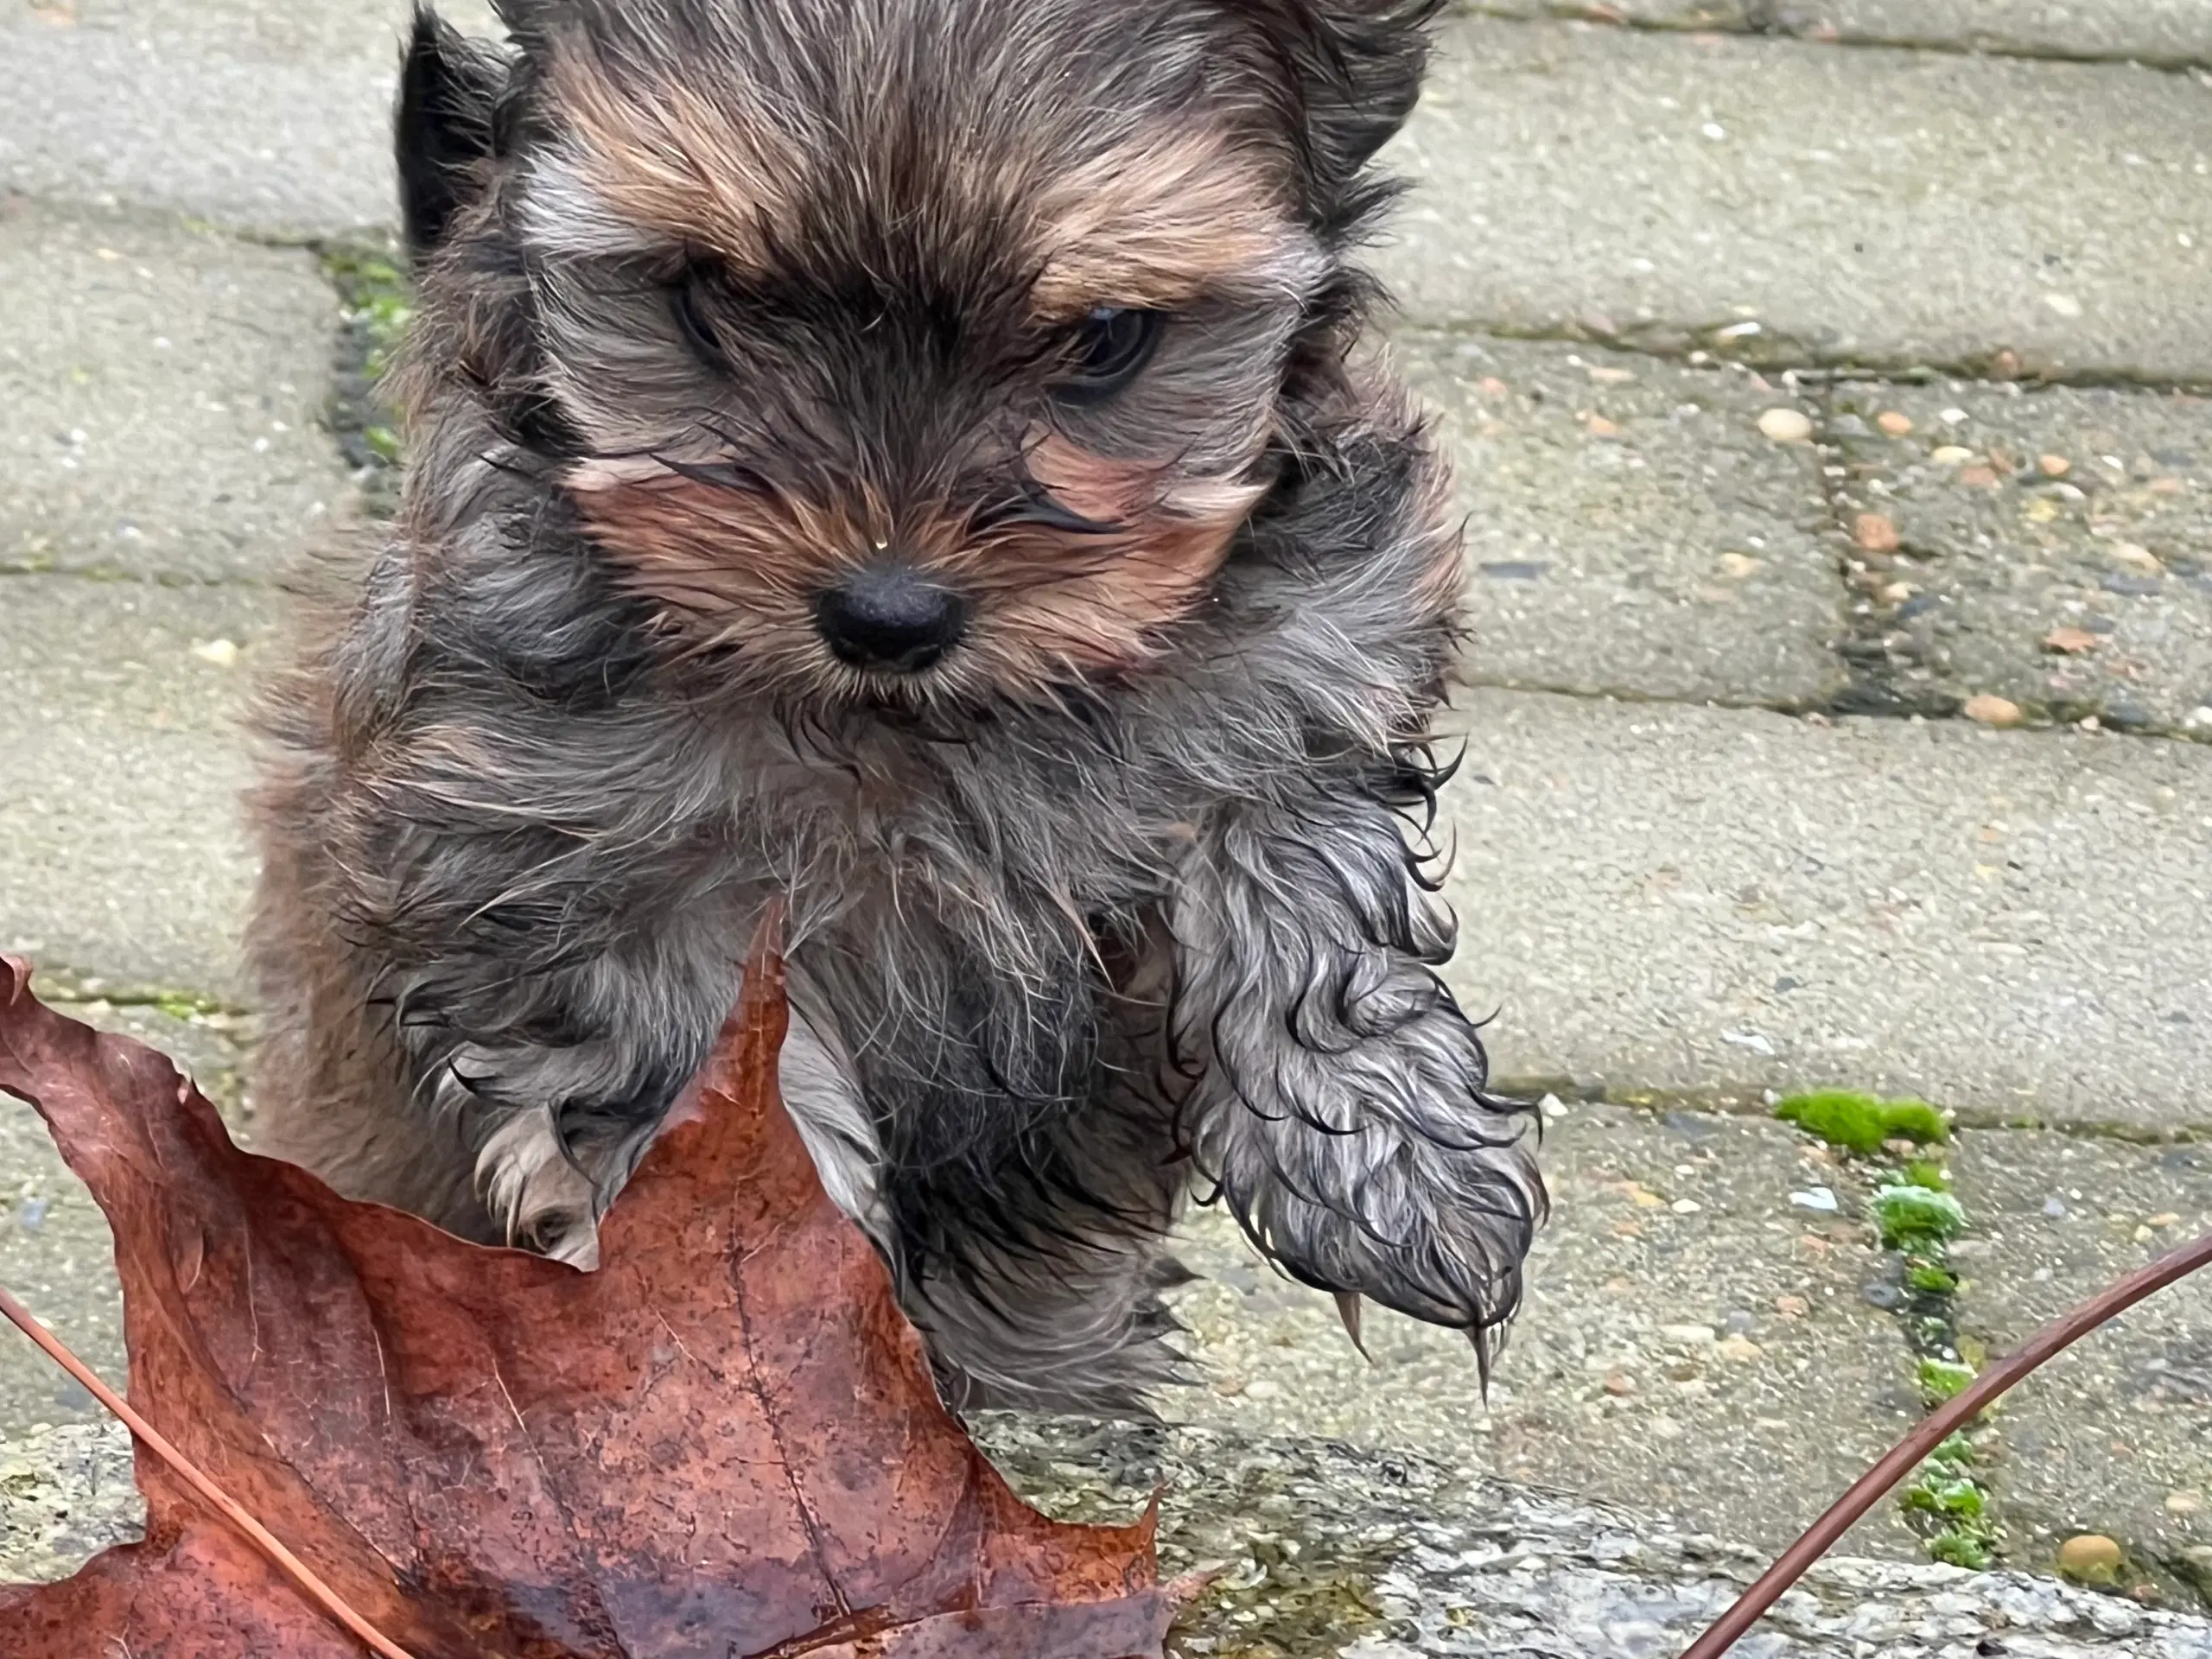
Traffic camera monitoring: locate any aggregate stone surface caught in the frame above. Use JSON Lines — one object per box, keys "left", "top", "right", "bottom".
{"left": 981, "top": 1419, "right": 2212, "bottom": 1657}
{"left": 1434, "top": 690, "right": 2212, "bottom": 1131}
{"left": 1821, "top": 378, "right": 2212, "bottom": 734}
{"left": 1950, "top": 1130, "right": 2212, "bottom": 1585}
{"left": 1467, "top": 0, "right": 2212, "bottom": 63}
{"left": 11, "top": 1412, "right": 2210, "bottom": 1656}
{"left": 0, "top": 195, "right": 353, "bottom": 582}
{"left": 1169, "top": 1102, "right": 1924, "bottom": 1559}
{"left": 0, "top": 576, "right": 270, "bottom": 1000}
{"left": 0, "top": 1090, "right": 127, "bottom": 1440}
{"left": 1381, "top": 19, "right": 2212, "bottom": 381}
{"left": 1401, "top": 332, "right": 1845, "bottom": 706}
{"left": 0, "top": 1421, "right": 138, "bottom": 1590}
{"left": 0, "top": 0, "right": 503, "bottom": 235}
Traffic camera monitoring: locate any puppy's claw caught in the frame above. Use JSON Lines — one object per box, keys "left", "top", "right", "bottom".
{"left": 1333, "top": 1288, "right": 1370, "bottom": 1359}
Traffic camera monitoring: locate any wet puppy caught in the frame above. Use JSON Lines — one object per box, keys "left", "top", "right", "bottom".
{"left": 249, "top": 0, "right": 1543, "bottom": 1413}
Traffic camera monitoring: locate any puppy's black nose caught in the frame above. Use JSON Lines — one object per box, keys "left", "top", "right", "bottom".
{"left": 814, "top": 566, "right": 966, "bottom": 672}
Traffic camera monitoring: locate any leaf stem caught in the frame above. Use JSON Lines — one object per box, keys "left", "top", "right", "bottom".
{"left": 0, "top": 1282, "right": 419, "bottom": 1659}
{"left": 1681, "top": 1227, "right": 2212, "bottom": 1659}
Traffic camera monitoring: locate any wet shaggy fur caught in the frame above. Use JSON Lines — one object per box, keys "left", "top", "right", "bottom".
{"left": 249, "top": 0, "right": 1546, "bottom": 1414}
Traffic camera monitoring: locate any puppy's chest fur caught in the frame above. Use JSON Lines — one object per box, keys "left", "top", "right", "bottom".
{"left": 728, "top": 705, "right": 1188, "bottom": 1067}
{"left": 699, "top": 711, "right": 1190, "bottom": 1247}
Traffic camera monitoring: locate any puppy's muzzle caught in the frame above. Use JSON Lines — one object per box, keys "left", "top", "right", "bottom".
{"left": 814, "top": 564, "right": 967, "bottom": 671}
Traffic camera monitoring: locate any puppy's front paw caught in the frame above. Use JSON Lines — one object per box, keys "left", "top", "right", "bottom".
{"left": 476, "top": 1108, "right": 602, "bottom": 1269}
{"left": 1219, "top": 1127, "right": 1543, "bottom": 1370}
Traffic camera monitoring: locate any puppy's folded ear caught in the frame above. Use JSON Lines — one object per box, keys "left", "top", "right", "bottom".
{"left": 1234, "top": 0, "right": 1443, "bottom": 226}
{"left": 397, "top": 7, "right": 510, "bottom": 266}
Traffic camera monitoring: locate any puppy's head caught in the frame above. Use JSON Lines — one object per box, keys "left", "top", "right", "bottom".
{"left": 398, "top": 0, "right": 1437, "bottom": 708}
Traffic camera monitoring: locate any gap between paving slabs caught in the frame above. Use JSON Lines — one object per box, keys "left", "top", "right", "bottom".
{"left": 1809, "top": 376, "right": 2212, "bottom": 737}
{"left": 1413, "top": 319, "right": 2212, "bottom": 742}
{"left": 1769, "top": 1088, "right": 2209, "bottom": 1612}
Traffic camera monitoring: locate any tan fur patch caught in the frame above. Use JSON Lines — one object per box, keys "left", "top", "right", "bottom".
{"left": 569, "top": 452, "right": 1264, "bottom": 699}
{"left": 950, "top": 473, "right": 1266, "bottom": 678}
{"left": 545, "top": 43, "right": 798, "bottom": 265}
{"left": 569, "top": 468, "right": 843, "bottom": 626}
{"left": 540, "top": 46, "right": 1306, "bottom": 317}
{"left": 1031, "top": 130, "right": 1311, "bottom": 315}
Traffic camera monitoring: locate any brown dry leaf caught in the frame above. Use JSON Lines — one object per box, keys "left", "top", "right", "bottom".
{"left": 2043, "top": 626, "right": 2102, "bottom": 655}
{"left": 0, "top": 925, "right": 1165, "bottom": 1658}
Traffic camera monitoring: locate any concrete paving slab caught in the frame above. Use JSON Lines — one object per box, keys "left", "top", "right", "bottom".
{"left": 0, "top": 1421, "right": 139, "bottom": 1587}
{"left": 1951, "top": 1129, "right": 2212, "bottom": 1588}
{"left": 0, "top": 1089, "right": 127, "bottom": 1438}
{"left": 1469, "top": 2, "right": 2212, "bottom": 66}
{"left": 1822, "top": 378, "right": 2212, "bottom": 735}
{"left": 0, "top": 0, "right": 500, "bottom": 234}
{"left": 0, "top": 575, "right": 268, "bottom": 1000}
{"left": 1169, "top": 1102, "right": 1923, "bottom": 1557}
{"left": 1435, "top": 690, "right": 2212, "bottom": 1130}
{"left": 1401, "top": 333, "right": 1845, "bottom": 706}
{"left": 1382, "top": 19, "right": 2212, "bottom": 381}
{"left": 1817, "top": 1, "right": 2212, "bottom": 62}
{"left": 0, "top": 196, "right": 354, "bottom": 582}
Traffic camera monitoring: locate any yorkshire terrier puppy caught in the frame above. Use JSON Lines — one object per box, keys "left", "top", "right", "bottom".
{"left": 248, "top": 0, "right": 1543, "bottom": 1413}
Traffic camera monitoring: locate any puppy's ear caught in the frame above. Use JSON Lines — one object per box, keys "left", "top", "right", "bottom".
{"left": 397, "top": 7, "right": 509, "bottom": 266}
{"left": 1237, "top": 0, "right": 1443, "bottom": 226}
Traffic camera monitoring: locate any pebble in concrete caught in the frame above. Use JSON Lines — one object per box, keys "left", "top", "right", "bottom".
{"left": 1382, "top": 19, "right": 2212, "bottom": 381}
{"left": 0, "top": 195, "right": 354, "bottom": 582}
{"left": 1171, "top": 1103, "right": 1923, "bottom": 1558}
{"left": 1951, "top": 1128, "right": 2212, "bottom": 1591}
{"left": 1824, "top": 378, "right": 2212, "bottom": 735}
{"left": 1401, "top": 334, "right": 1843, "bottom": 707}
{"left": 1436, "top": 690, "right": 2212, "bottom": 1131}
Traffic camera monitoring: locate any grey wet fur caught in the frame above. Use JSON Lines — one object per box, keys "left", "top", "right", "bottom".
{"left": 247, "top": 0, "right": 1545, "bottom": 1414}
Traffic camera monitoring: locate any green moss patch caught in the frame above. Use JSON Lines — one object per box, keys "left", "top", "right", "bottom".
{"left": 318, "top": 238, "right": 414, "bottom": 510}
{"left": 1774, "top": 1090, "right": 1948, "bottom": 1154}
{"left": 1874, "top": 1184, "right": 1967, "bottom": 1254}
{"left": 1873, "top": 1183, "right": 1967, "bottom": 1252}
{"left": 1905, "top": 1433, "right": 1999, "bottom": 1569}
{"left": 1917, "top": 1357, "right": 1977, "bottom": 1405}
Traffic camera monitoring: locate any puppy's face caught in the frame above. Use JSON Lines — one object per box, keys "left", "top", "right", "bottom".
{"left": 404, "top": 0, "right": 1427, "bottom": 708}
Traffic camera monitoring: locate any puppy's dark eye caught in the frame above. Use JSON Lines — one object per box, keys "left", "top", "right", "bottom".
{"left": 671, "top": 267, "right": 728, "bottom": 370}
{"left": 1054, "top": 306, "right": 1162, "bottom": 404}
